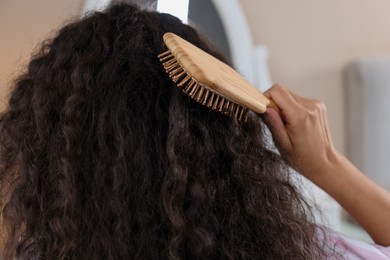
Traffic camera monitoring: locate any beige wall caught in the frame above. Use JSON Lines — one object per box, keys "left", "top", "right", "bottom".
{"left": 0, "top": 0, "right": 83, "bottom": 110}
{"left": 240, "top": 0, "right": 390, "bottom": 153}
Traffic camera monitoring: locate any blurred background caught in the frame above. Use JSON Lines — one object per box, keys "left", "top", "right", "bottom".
{"left": 2, "top": 0, "right": 390, "bottom": 242}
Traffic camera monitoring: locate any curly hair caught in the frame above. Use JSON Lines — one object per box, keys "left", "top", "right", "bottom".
{"left": 0, "top": 3, "right": 328, "bottom": 259}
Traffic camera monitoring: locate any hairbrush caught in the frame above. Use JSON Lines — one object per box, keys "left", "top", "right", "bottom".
{"left": 158, "top": 32, "right": 271, "bottom": 122}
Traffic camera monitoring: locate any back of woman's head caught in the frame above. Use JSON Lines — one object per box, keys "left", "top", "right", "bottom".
{"left": 0, "top": 3, "right": 325, "bottom": 259}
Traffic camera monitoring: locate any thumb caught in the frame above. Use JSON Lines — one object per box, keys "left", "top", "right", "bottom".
{"left": 262, "top": 108, "right": 292, "bottom": 154}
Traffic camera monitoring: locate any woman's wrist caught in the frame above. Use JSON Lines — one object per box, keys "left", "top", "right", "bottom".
{"left": 307, "top": 149, "right": 346, "bottom": 191}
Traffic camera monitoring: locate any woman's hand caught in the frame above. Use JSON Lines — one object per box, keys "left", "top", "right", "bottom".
{"left": 262, "top": 84, "right": 338, "bottom": 182}
{"left": 262, "top": 84, "right": 390, "bottom": 246}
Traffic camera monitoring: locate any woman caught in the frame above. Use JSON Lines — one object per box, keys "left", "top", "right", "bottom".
{"left": 0, "top": 2, "right": 388, "bottom": 259}
{"left": 0, "top": 3, "right": 326, "bottom": 259}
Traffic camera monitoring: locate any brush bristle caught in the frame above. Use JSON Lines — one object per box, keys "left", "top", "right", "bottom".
{"left": 158, "top": 50, "right": 249, "bottom": 122}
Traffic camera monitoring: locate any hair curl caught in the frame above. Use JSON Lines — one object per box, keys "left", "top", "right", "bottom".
{"left": 1, "top": 3, "right": 328, "bottom": 259}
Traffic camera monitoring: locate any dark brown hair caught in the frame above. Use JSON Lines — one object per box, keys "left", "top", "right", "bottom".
{"left": 0, "top": 3, "right": 327, "bottom": 259}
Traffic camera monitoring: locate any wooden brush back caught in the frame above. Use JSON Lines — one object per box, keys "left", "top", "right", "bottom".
{"left": 163, "top": 32, "right": 269, "bottom": 113}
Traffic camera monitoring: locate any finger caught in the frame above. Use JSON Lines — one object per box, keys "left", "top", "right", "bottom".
{"left": 262, "top": 108, "right": 292, "bottom": 153}
{"left": 284, "top": 88, "right": 318, "bottom": 110}
{"left": 284, "top": 88, "right": 305, "bottom": 103}
{"left": 264, "top": 84, "right": 303, "bottom": 126}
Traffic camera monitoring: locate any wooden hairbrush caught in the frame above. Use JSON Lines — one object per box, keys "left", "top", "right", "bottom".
{"left": 158, "top": 32, "right": 271, "bottom": 122}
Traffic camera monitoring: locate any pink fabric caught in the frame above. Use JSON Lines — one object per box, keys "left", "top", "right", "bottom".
{"left": 322, "top": 227, "right": 390, "bottom": 259}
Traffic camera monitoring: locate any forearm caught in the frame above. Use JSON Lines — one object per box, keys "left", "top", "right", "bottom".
{"left": 264, "top": 84, "right": 390, "bottom": 245}
{"left": 313, "top": 152, "right": 390, "bottom": 246}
